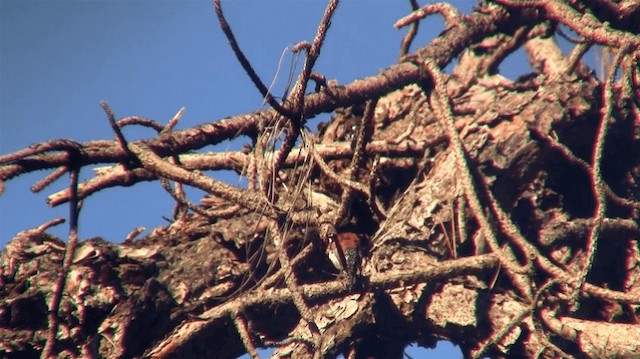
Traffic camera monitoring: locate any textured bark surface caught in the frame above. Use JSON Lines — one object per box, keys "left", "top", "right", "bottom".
{"left": 2, "top": 1, "right": 640, "bottom": 358}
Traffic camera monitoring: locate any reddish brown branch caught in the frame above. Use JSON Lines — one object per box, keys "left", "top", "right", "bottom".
{"left": 163, "top": 107, "right": 186, "bottom": 133}
{"left": 42, "top": 168, "right": 82, "bottom": 358}
{"left": 577, "top": 44, "right": 631, "bottom": 292}
{"left": 398, "top": 0, "right": 420, "bottom": 58}
{"left": 233, "top": 311, "right": 259, "bottom": 359}
{"left": 101, "top": 101, "right": 134, "bottom": 161}
{"left": 288, "top": 0, "right": 339, "bottom": 118}
{"left": 213, "top": 0, "right": 293, "bottom": 119}
{"left": 394, "top": 1, "right": 463, "bottom": 30}
{"left": 31, "top": 166, "right": 69, "bottom": 193}
{"left": 117, "top": 116, "right": 164, "bottom": 132}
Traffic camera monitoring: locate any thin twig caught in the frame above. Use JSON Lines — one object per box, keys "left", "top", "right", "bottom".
{"left": 350, "top": 100, "right": 378, "bottom": 176}
{"left": 394, "top": 2, "right": 463, "bottom": 30}
{"left": 162, "top": 110, "right": 190, "bottom": 219}
{"left": 101, "top": 101, "right": 130, "bottom": 157}
{"left": 309, "top": 72, "right": 328, "bottom": 92}
{"left": 335, "top": 99, "right": 378, "bottom": 225}
{"left": 233, "top": 310, "right": 260, "bottom": 359}
{"left": 202, "top": 201, "right": 242, "bottom": 219}
{"left": 159, "top": 177, "right": 207, "bottom": 219}
{"left": 565, "top": 42, "right": 591, "bottom": 76}
{"left": 556, "top": 26, "right": 588, "bottom": 44}
{"left": 163, "top": 107, "right": 186, "bottom": 133}
{"left": 399, "top": 0, "right": 420, "bottom": 58}
{"left": 576, "top": 44, "right": 630, "bottom": 293}
{"left": 31, "top": 166, "right": 68, "bottom": 193}
{"left": 367, "top": 155, "right": 386, "bottom": 220}
{"left": 0, "top": 139, "right": 82, "bottom": 165}
{"left": 271, "top": 121, "right": 301, "bottom": 200}
{"left": 48, "top": 166, "right": 153, "bottom": 207}
{"left": 213, "top": 0, "right": 293, "bottom": 119}
{"left": 255, "top": 116, "right": 287, "bottom": 203}
{"left": 288, "top": 0, "right": 340, "bottom": 118}
{"left": 117, "top": 116, "right": 165, "bottom": 132}
{"left": 37, "top": 218, "right": 66, "bottom": 232}
{"left": 41, "top": 167, "right": 81, "bottom": 358}
{"left": 125, "top": 227, "right": 146, "bottom": 242}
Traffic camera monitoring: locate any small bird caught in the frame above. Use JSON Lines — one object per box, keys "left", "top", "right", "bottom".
{"left": 327, "top": 231, "right": 361, "bottom": 289}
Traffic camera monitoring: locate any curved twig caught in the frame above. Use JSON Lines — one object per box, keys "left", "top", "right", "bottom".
{"left": 42, "top": 167, "right": 82, "bottom": 358}
{"left": 399, "top": 0, "right": 420, "bottom": 58}
{"left": 213, "top": 0, "right": 294, "bottom": 119}
{"left": 421, "top": 59, "right": 533, "bottom": 300}
{"left": 576, "top": 44, "right": 631, "bottom": 293}
{"left": 395, "top": 1, "right": 463, "bottom": 30}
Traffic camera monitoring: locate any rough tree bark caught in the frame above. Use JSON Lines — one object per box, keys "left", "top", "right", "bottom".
{"left": 1, "top": 1, "right": 640, "bottom": 358}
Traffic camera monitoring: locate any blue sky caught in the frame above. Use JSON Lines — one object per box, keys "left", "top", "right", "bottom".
{"left": 0, "top": 1, "right": 562, "bottom": 357}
